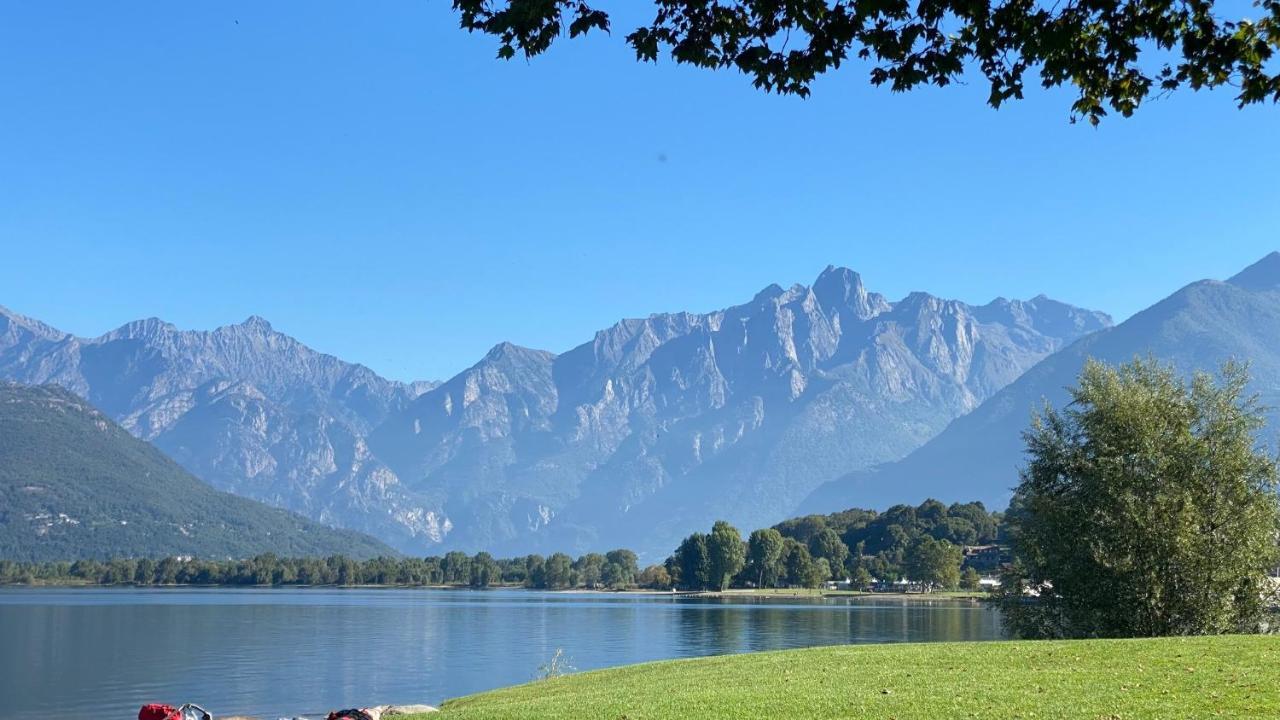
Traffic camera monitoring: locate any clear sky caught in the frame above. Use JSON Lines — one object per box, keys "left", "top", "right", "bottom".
{"left": 2, "top": 2, "right": 1278, "bottom": 383}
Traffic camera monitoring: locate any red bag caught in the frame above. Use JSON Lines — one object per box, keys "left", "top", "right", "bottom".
{"left": 138, "top": 704, "right": 181, "bottom": 720}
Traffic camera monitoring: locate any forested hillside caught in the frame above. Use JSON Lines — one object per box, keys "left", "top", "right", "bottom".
{"left": 0, "top": 384, "right": 394, "bottom": 561}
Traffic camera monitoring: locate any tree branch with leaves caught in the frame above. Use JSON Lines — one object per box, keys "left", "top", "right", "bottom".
{"left": 452, "top": 0, "right": 1280, "bottom": 123}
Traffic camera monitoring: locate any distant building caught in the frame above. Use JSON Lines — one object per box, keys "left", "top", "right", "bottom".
{"left": 961, "top": 545, "right": 1007, "bottom": 572}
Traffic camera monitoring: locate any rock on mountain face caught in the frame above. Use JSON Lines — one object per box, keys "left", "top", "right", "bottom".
{"left": 0, "top": 310, "right": 442, "bottom": 552}
{"left": 1, "top": 267, "right": 1109, "bottom": 557}
{"left": 370, "top": 266, "right": 1110, "bottom": 557}
{"left": 0, "top": 383, "right": 395, "bottom": 562}
{"left": 798, "top": 252, "right": 1280, "bottom": 518}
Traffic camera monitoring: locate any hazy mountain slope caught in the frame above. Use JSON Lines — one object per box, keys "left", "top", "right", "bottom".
{"left": 372, "top": 267, "right": 1110, "bottom": 556}
{"left": 0, "top": 310, "right": 443, "bottom": 551}
{"left": 0, "top": 384, "right": 394, "bottom": 562}
{"left": 1, "top": 266, "right": 1108, "bottom": 557}
{"left": 798, "top": 252, "right": 1280, "bottom": 517}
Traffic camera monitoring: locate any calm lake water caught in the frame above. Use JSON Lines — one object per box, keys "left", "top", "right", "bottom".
{"left": 1, "top": 588, "right": 1002, "bottom": 719}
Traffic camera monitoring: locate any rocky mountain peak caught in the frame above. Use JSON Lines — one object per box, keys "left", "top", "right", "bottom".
{"left": 0, "top": 305, "right": 68, "bottom": 343}
{"left": 752, "top": 283, "right": 787, "bottom": 304}
{"left": 0, "top": 263, "right": 1116, "bottom": 558}
{"left": 104, "top": 317, "right": 178, "bottom": 342}
{"left": 894, "top": 291, "right": 951, "bottom": 315}
{"left": 1227, "top": 251, "right": 1280, "bottom": 291}
{"left": 238, "top": 315, "right": 275, "bottom": 332}
{"left": 812, "top": 265, "right": 890, "bottom": 321}
{"left": 482, "top": 341, "right": 556, "bottom": 365}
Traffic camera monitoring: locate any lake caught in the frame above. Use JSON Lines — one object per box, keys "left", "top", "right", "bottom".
{"left": 1, "top": 588, "right": 1002, "bottom": 719}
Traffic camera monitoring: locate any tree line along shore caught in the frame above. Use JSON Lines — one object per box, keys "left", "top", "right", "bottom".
{"left": 0, "top": 497, "right": 1004, "bottom": 594}
{"left": 5, "top": 358, "right": 1279, "bottom": 643}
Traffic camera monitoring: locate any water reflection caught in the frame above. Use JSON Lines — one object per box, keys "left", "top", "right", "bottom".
{"left": 0, "top": 589, "right": 1001, "bottom": 719}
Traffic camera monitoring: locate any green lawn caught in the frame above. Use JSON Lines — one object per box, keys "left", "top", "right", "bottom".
{"left": 685, "top": 588, "right": 987, "bottom": 600}
{"left": 414, "top": 635, "right": 1279, "bottom": 719}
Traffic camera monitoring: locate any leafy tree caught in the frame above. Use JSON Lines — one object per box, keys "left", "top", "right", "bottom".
{"left": 868, "top": 523, "right": 911, "bottom": 559}
{"left": 809, "top": 529, "right": 850, "bottom": 578}
{"left": 637, "top": 564, "right": 673, "bottom": 590}
{"left": 470, "top": 552, "right": 500, "bottom": 588}
{"left": 948, "top": 502, "right": 999, "bottom": 544}
{"left": 746, "top": 528, "right": 785, "bottom": 588}
{"left": 673, "top": 532, "right": 711, "bottom": 590}
{"left": 804, "top": 557, "right": 832, "bottom": 589}
{"left": 931, "top": 517, "right": 978, "bottom": 546}
{"left": 998, "top": 358, "right": 1280, "bottom": 639}
{"left": 251, "top": 553, "right": 280, "bottom": 585}
{"left": 853, "top": 566, "right": 875, "bottom": 592}
{"left": 904, "top": 537, "right": 962, "bottom": 590}
{"left": 524, "top": 554, "right": 546, "bottom": 588}
{"left": 782, "top": 538, "right": 814, "bottom": 588}
{"left": 134, "top": 558, "right": 156, "bottom": 585}
{"left": 772, "top": 515, "right": 829, "bottom": 546}
{"left": 155, "top": 557, "right": 181, "bottom": 585}
{"left": 707, "top": 521, "right": 747, "bottom": 591}
{"left": 848, "top": 540, "right": 868, "bottom": 573}
{"left": 601, "top": 562, "right": 626, "bottom": 589}
{"left": 453, "top": 0, "right": 1280, "bottom": 124}
{"left": 916, "top": 499, "right": 948, "bottom": 526}
{"left": 331, "top": 555, "right": 360, "bottom": 586}
{"left": 544, "top": 553, "right": 575, "bottom": 589}
{"left": 498, "top": 557, "right": 529, "bottom": 585}
{"left": 605, "top": 549, "right": 639, "bottom": 587}
{"left": 960, "top": 566, "right": 983, "bottom": 591}
{"left": 575, "top": 553, "right": 607, "bottom": 588}
{"left": 442, "top": 551, "right": 471, "bottom": 585}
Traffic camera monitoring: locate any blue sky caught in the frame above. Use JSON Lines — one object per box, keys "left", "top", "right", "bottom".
{"left": 2, "top": 2, "right": 1278, "bottom": 382}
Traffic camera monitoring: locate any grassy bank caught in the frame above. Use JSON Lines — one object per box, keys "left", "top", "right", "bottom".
{"left": 691, "top": 588, "right": 987, "bottom": 600}
{"left": 414, "top": 635, "right": 1278, "bottom": 719}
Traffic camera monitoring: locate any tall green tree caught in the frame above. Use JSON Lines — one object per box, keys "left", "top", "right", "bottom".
{"left": 852, "top": 566, "right": 875, "bottom": 592}
{"left": 543, "top": 553, "right": 574, "bottom": 589}
{"left": 673, "top": 533, "right": 712, "bottom": 590}
{"left": 605, "top": 549, "right": 639, "bottom": 587}
{"left": 782, "top": 538, "right": 813, "bottom": 588}
{"left": 904, "top": 537, "right": 962, "bottom": 591}
{"left": 442, "top": 551, "right": 471, "bottom": 585}
{"left": 998, "top": 358, "right": 1280, "bottom": 639}
{"left": 707, "top": 521, "right": 747, "bottom": 591}
{"left": 134, "top": 558, "right": 156, "bottom": 585}
{"left": 809, "top": 528, "right": 850, "bottom": 578}
{"left": 804, "top": 557, "right": 832, "bottom": 589}
{"left": 523, "top": 554, "right": 546, "bottom": 588}
{"left": 746, "top": 528, "right": 785, "bottom": 588}
{"left": 575, "top": 553, "right": 607, "bottom": 588}
{"left": 470, "top": 552, "right": 500, "bottom": 588}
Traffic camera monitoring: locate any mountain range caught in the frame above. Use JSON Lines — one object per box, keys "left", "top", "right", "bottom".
{"left": 0, "top": 309, "right": 449, "bottom": 553}
{"left": 1, "top": 266, "right": 1109, "bottom": 557}
{"left": 0, "top": 383, "right": 394, "bottom": 561}
{"left": 799, "top": 252, "right": 1280, "bottom": 516}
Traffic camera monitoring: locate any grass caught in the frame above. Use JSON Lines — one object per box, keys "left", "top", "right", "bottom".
{"left": 711, "top": 586, "right": 988, "bottom": 597}
{"left": 410, "top": 635, "right": 1280, "bottom": 719}
{"left": 700, "top": 588, "right": 987, "bottom": 600}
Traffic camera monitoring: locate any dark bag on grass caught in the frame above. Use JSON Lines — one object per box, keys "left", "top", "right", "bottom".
{"left": 326, "top": 710, "right": 373, "bottom": 720}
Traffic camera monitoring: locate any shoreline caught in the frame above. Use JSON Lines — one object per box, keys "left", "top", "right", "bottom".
{"left": 0, "top": 583, "right": 990, "bottom": 601}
